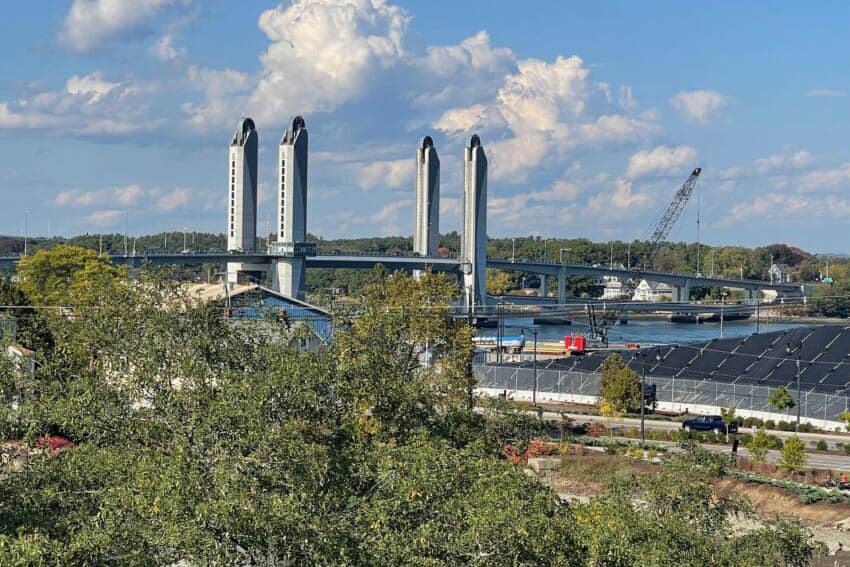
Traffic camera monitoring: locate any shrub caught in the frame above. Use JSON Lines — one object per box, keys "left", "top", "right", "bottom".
{"left": 747, "top": 429, "right": 771, "bottom": 464}
{"left": 843, "top": 443, "right": 850, "bottom": 455}
{"left": 765, "top": 419, "right": 776, "bottom": 429}
{"left": 626, "top": 445, "right": 644, "bottom": 460}
{"left": 816, "top": 440, "right": 828, "bottom": 451}
{"left": 779, "top": 435, "right": 807, "bottom": 474}
{"left": 798, "top": 422, "right": 815, "bottom": 433}
{"left": 586, "top": 421, "right": 606, "bottom": 437}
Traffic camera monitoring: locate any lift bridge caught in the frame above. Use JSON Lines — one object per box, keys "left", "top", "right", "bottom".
{"left": 0, "top": 119, "right": 806, "bottom": 311}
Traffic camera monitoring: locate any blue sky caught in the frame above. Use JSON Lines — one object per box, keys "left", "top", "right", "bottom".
{"left": 2, "top": 1, "right": 850, "bottom": 252}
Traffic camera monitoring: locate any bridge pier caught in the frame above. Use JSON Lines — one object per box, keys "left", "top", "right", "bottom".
{"left": 558, "top": 270, "right": 566, "bottom": 304}
{"left": 672, "top": 284, "right": 691, "bottom": 303}
{"left": 538, "top": 274, "right": 547, "bottom": 298}
{"left": 743, "top": 289, "right": 759, "bottom": 303}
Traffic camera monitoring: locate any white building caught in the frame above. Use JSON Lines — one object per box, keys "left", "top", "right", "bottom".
{"left": 769, "top": 263, "right": 791, "bottom": 284}
{"left": 601, "top": 276, "right": 635, "bottom": 300}
{"left": 632, "top": 279, "right": 673, "bottom": 302}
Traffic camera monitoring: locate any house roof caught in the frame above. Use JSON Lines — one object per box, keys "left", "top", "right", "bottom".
{"left": 183, "top": 283, "right": 330, "bottom": 317}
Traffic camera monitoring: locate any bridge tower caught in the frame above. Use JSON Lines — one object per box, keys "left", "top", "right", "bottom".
{"left": 413, "top": 136, "right": 440, "bottom": 279}
{"left": 461, "top": 135, "right": 488, "bottom": 311}
{"left": 226, "top": 117, "right": 259, "bottom": 284}
{"left": 272, "top": 116, "right": 309, "bottom": 299}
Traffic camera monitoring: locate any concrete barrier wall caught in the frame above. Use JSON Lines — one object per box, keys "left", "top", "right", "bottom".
{"left": 475, "top": 365, "right": 847, "bottom": 430}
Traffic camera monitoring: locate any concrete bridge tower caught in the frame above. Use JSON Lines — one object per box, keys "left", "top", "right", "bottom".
{"left": 413, "top": 136, "right": 440, "bottom": 279}
{"left": 226, "top": 117, "right": 258, "bottom": 284}
{"left": 272, "top": 116, "right": 309, "bottom": 299}
{"left": 461, "top": 135, "right": 488, "bottom": 311}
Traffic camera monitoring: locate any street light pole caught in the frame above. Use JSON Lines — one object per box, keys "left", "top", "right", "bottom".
{"left": 560, "top": 247, "right": 572, "bottom": 264}
{"left": 532, "top": 329, "right": 538, "bottom": 406}
{"left": 640, "top": 352, "right": 647, "bottom": 444}
{"left": 511, "top": 238, "right": 516, "bottom": 263}
{"left": 720, "top": 292, "right": 727, "bottom": 339}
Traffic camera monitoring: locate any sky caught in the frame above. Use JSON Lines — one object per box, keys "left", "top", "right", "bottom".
{"left": 2, "top": 1, "right": 850, "bottom": 253}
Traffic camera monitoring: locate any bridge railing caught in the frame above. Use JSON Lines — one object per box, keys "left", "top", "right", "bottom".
{"left": 475, "top": 365, "right": 850, "bottom": 423}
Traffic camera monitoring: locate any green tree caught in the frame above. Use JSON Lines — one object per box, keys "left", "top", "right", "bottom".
{"left": 747, "top": 428, "right": 771, "bottom": 464}
{"left": 779, "top": 435, "right": 807, "bottom": 474}
{"left": 767, "top": 386, "right": 796, "bottom": 412}
{"left": 17, "top": 244, "right": 126, "bottom": 306}
{"left": 599, "top": 353, "right": 641, "bottom": 415}
{"left": 811, "top": 280, "right": 850, "bottom": 317}
{"left": 486, "top": 268, "right": 514, "bottom": 296}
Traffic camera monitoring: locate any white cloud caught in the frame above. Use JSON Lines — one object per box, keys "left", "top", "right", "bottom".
{"left": 156, "top": 187, "right": 192, "bottom": 211}
{"left": 806, "top": 89, "right": 846, "bottom": 97}
{"left": 720, "top": 149, "right": 813, "bottom": 179}
{"left": 800, "top": 163, "right": 850, "bottom": 191}
{"left": 60, "top": 0, "right": 191, "bottom": 52}
{"left": 619, "top": 85, "right": 637, "bottom": 110}
{"left": 86, "top": 209, "right": 125, "bottom": 226}
{"left": 354, "top": 158, "right": 412, "bottom": 190}
{"left": 249, "top": 0, "right": 408, "bottom": 123}
{"left": 54, "top": 185, "right": 145, "bottom": 208}
{"left": 151, "top": 34, "right": 185, "bottom": 61}
{"left": 0, "top": 72, "right": 159, "bottom": 137}
{"left": 412, "top": 30, "right": 516, "bottom": 108}
{"left": 434, "top": 55, "right": 660, "bottom": 182}
{"left": 670, "top": 89, "right": 728, "bottom": 124}
{"left": 65, "top": 72, "right": 121, "bottom": 103}
{"left": 432, "top": 104, "right": 504, "bottom": 133}
{"left": 626, "top": 145, "right": 698, "bottom": 179}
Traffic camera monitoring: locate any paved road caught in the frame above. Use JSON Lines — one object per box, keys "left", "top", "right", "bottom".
{"left": 547, "top": 410, "right": 850, "bottom": 449}
{"left": 606, "top": 437, "right": 850, "bottom": 471}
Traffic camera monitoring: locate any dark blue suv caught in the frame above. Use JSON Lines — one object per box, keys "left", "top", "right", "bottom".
{"left": 681, "top": 415, "right": 737, "bottom": 435}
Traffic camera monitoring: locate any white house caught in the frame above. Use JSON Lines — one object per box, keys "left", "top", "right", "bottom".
{"left": 632, "top": 279, "right": 673, "bottom": 302}
{"left": 769, "top": 263, "right": 791, "bottom": 284}
{"left": 601, "top": 276, "right": 635, "bottom": 300}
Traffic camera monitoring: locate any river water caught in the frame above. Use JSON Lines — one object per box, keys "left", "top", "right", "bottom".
{"left": 477, "top": 318, "right": 804, "bottom": 346}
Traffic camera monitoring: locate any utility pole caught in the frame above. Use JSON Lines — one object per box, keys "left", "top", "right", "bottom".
{"left": 123, "top": 211, "right": 129, "bottom": 256}
{"left": 23, "top": 209, "right": 29, "bottom": 256}
{"left": 511, "top": 238, "right": 516, "bottom": 263}
{"left": 720, "top": 291, "right": 727, "bottom": 339}
{"left": 609, "top": 241, "right": 614, "bottom": 269}
{"left": 627, "top": 241, "right": 631, "bottom": 270}
{"left": 99, "top": 234, "right": 103, "bottom": 255}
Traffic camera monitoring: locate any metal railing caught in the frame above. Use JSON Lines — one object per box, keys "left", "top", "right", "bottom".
{"left": 475, "top": 365, "right": 850, "bottom": 422}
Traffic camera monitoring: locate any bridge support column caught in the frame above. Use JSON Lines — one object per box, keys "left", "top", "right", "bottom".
{"left": 672, "top": 285, "right": 690, "bottom": 302}
{"left": 538, "top": 274, "right": 547, "bottom": 298}
{"left": 743, "top": 289, "right": 759, "bottom": 303}
{"left": 273, "top": 258, "right": 305, "bottom": 300}
{"left": 461, "top": 135, "right": 488, "bottom": 311}
{"left": 413, "top": 137, "right": 440, "bottom": 280}
{"left": 558, "top": 270, "right": 566, "bottom": 304}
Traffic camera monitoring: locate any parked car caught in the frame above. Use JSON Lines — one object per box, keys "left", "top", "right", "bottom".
{"left": 681, "top": 415, "right": 737, "bottom": 435}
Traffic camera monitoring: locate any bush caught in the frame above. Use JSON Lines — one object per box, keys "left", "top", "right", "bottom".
{"left": 798, "top": 422, "right": 815, "bottom": 433}
{"left": 779, "top": 435, "right": 807, "bottom": 474}
{"left": 747, "top": 429, "right": 771, "bottom": 464}
{"left": 586, "top": 421, "right": 606, "bottom": 437}
{"left": 765, "top": 419, "right": 776, "bottom": 429}
{"left": 816, "top": 440, "right": 828, "bottom": 451}
{"left": 842, "top": 443, "right": 850, "bottom": 455}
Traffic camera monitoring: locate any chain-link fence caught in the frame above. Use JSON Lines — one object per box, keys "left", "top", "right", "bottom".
{"left": 475, "top": 365, "right": 850, "bottom": 422}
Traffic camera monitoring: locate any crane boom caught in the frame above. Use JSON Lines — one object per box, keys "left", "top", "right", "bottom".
{"left": 643, "top": 167, "right": 701, "bottom": 261}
